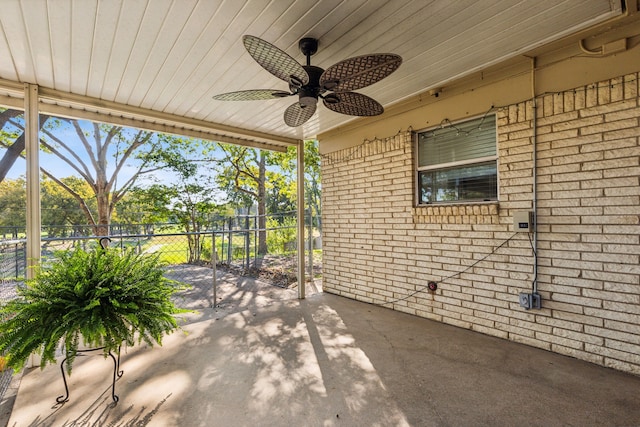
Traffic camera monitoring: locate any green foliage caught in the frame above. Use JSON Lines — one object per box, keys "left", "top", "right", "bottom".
{"left": 214, "top": 144, "right": 261, "bottom": 209}
{"left": 0, "top": 176, "right": 98, "bottom": 235}
{"left": 266, "top": 216, "right": 297, "bottom": 254}
{"left": 0, "top": 246, "right": 186, "bottom": 374}
{"left": 116, "top": 187, "right": 172, "bottom": 225}
{"left": 201, "top": 238, "right": 213, "bottom": 263}
{"left": 0, "top": 177, "right": 25, "bottom": 227}
{"left": 41, "top": 176, "right": 97, "bottom": 236}
{"left": 267, "top": 140, "right": 322, "bottom": 223}
{"left": 266, "top": 172, "right": 296, "bottom": 214}
{"left": 129, "top": 163, "right": 226, "bottom": 263}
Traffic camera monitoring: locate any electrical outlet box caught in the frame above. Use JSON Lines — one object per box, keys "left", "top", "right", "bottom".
{"left": 513, "top": 211, "right": 534, "bottom": 232}
{"left": 519, "top": 292, "right": 541, "bottom": 310}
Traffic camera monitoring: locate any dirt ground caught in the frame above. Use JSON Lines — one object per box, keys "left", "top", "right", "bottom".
{"left": 216, "top": 252, "right": 322, "bottom": 288}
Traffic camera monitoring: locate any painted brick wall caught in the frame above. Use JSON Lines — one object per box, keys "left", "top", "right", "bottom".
{"left": 322, "top": 72, "right": 640, "bottom": 375}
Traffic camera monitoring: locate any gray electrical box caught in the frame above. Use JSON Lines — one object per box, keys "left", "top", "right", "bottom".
{"left": 513, "top": 211, "right": 534, "bottom": 232}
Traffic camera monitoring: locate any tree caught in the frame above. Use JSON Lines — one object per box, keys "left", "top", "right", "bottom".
{"left": 115, "top": 188, "right": 171, "bottom": 233}
{"left": 38, "top": 119, "right": 159, "bottom": 236}
{"left": 0, "top": 114, "right": 180, "bottom": 236}
{"left": 214, "top": 141, "right": 322, "bottom": 255}
{"left": 0, "top": 177, "right": 26, "bottom": 237}
{"left": 265, "top": 171, "right": 296, "bottom": 215}
{"left": 131, "top": 182, "right": 223, "bottom": 264}
{"left": 130, "top": 139, "right": 224, "bottom": 263}
{"left": 270, "top": 140, "right": 322, "bottom": 228}
{"left": 0, "top": 109, "right": 27, "bottom": 183}
{"left": 302, "top": 140, "right": 322, "bottom": 229}
{"left": 0, "top": 109, "right": 53, "bottom": 183}
{"left": 0, "top": 176, "right": 98, "bottom": 238}
{"left": 215, "top": 145, "right": 270, "bottom": 254}
{"left": 40, "top": 176, "right": 96, "bottom": 237}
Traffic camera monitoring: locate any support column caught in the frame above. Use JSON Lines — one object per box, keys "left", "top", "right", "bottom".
{"left": 297, "top": 139, "right": 305, "bottom": 299}
{"left": 24, "top": 83, "right": 40, "bottom": 279}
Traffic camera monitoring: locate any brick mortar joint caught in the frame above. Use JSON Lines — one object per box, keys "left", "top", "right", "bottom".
{"left": 412, "top": 204, "right": 500, "bottom": 224}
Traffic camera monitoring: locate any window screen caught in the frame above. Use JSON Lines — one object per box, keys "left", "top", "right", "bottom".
{"left": 417, "top": 115, "right": 497, "bottom": 204}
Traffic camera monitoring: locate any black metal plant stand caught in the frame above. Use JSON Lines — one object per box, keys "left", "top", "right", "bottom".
{"left": 56, "top": 346, "right": 123, "bottom": 403}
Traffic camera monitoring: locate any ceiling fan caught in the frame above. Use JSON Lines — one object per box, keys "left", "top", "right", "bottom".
{"left": 212, "top": 35, "right": 402, "bottom": 127}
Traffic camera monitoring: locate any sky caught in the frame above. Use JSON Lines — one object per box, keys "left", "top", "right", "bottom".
{"left": 2, "top": 117, "right": 119, "bottom": 180}
{"left": 2, "top": 113, "right": 216, "bottom": 188}
{"left": 0, "top": 110, "right": 293, "bottom": 209}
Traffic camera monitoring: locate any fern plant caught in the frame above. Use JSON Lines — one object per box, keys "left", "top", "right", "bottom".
{"left": 0, "top": 245, "right": 186, "bottom": 374}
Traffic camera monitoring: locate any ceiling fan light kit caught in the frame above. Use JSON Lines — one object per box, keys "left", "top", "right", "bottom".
{"left": 213, "top": 35, "right": 402, "bottom": 127}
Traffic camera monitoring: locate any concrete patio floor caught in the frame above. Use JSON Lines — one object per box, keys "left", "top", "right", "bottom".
{"left": 4, "top": 267, "right": 640, "bottom": 426}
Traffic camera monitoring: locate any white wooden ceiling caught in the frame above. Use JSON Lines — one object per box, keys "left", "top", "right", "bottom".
{"left": 0, "top": 0, "right": 623, "bottom": 146}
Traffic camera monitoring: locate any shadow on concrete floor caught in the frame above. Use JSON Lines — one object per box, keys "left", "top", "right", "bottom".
{"left": 5, "top": 268, "right": 640, "bottom": 426}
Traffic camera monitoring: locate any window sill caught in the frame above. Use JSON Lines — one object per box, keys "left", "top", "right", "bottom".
{"left": 416, "top": 200, "right": 498, "bottom": 207}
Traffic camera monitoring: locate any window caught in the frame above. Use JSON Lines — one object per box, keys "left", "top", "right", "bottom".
{"left": 416, "top": 115, "right": 497, "bottom": 204}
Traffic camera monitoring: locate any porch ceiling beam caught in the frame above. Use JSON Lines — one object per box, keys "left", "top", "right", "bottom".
{"left": 0, "top": 79, "right": 27, "bottom": 110}
{"left": 0, "top": 80, "right": 300, "bottom": 152}
{"left": 38, "top": 102, "right": 290, "bottom": 153}
{"left": 0, "top": 94, "right": 23, "bottom": 110}
{"left": 37, "top": 87, "right": 300, "bottom": 152}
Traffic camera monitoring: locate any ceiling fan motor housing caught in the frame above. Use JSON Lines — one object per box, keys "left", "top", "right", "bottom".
{"left": 299, "top": 65, "right": 324, "bottom": 107}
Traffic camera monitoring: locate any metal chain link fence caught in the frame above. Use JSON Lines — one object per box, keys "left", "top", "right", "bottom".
{"left": 0, "top": 212, "right": 322, "bottom": 303}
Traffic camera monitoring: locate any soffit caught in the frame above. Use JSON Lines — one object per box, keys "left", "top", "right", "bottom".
{"left": 0, "top": 0, "right": 623, "bottom": 145}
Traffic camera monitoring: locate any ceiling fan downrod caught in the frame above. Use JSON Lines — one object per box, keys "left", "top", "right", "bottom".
{"left": 297, "top": 38, "right": 322, "bottom": 108}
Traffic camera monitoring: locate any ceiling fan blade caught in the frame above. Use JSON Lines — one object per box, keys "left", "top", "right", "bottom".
{"left": 323, "top": 92, "right": 384, "bottom": 116}
{"left": 212, "top": 89, "right": 291, "bottom": 101}
{"left": 243, "top": 35, "right": 309, "bottom": 86}
{"left": 320, "top": 54, "right": 402, "bottom": 92}
{"left": 284, "top": 101, "right": 316, "bottom": 127}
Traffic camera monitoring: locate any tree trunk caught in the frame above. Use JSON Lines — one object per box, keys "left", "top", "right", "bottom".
{"left": 0, "top": 133, "right": 25, "bottom": 183}
{"left": 0, "top": 113, "right": 49, "bottom": 183}
{"left": 95, "top": 191, "right": 111, "bottom": 236}
{"left": 189, "top": 210, "right": 201, "bottom": 263}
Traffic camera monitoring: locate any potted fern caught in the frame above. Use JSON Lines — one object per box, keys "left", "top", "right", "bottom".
{"left": 0, "top": 243, "right": 185, "bottom": 379}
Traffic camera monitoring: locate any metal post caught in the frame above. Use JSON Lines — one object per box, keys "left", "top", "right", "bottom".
{"left": 245, "top": 215, "right": 250, "bottom": 269}
{"left": 212, "top": 232, "right": 217, "bottom": 308}
{"left": 24, "top": 84, "right": 40, "bottom": 280}
{"left": 297, "top": 140, "right": 305, "bottom": 299}
{"left": 15, "top": 243, "right": 19, "bottom": 278}
{"left": 307, "top": 208, "right": 314, "bottom": 284}
{"left": 254, "top": 214, "right": 257, "bottom": 267}
{"left": 24, "top": 84, "right": 41, "bottom": 369}
{"left": 227, "top": 219, "right": 232, "bottom": 265}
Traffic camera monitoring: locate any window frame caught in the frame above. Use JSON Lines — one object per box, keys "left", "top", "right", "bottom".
{"left": 415, "top": 114, "right": 499, "bottom": 206}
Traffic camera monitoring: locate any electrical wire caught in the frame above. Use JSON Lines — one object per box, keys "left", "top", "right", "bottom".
{"left": 320, "top": 128, "right": 410, "bottom": 164}
{"left": 381, "top": 232, "right": 522, "bottom": 306}
{"left": 321, "top": 75, "right": 639, "bottom": 165}
{"left": 420, "top": 105, "right": 496, "bottom": 139}
{"left": 527, "top": 231, "right": 537, "bottom": 291}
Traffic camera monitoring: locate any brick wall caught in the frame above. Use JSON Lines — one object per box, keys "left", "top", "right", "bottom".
{"left": 321, "top": 72, "right": 640, "bottom": 375}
